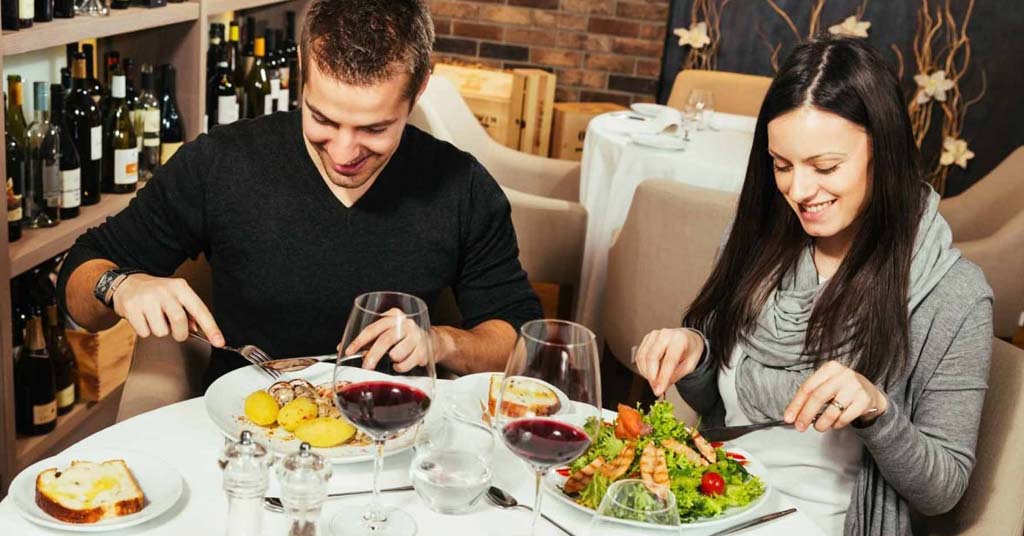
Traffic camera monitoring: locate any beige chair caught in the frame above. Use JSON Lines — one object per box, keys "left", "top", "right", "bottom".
{"left": 916, "top": 338, "right": 1024, "bottom": 535}
{"left": 939, "top": 146, "right": 1024, "bottom": 338}
{"left": 601, "top": 180, "right": 738, "bottom": 422}
{"left": 411, "top": 75, "right": 581, "bottom": 202}
{"left": 666, "top": 70, "right": 772, "bottom": 118}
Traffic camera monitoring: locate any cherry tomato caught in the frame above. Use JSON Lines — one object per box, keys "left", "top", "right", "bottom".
{"left": 555, "top": 467, "right": 571, "bottom": 477}
{"left": 700, "top": 472, "right": 726, "bottom": 496}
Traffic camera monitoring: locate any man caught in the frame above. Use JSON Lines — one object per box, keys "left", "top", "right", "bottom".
{"left": 57, "top": 0, "right": 541, "bottom": 383}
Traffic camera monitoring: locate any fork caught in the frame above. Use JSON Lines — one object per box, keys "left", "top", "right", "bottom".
{"left": 188, "top": 330, "right": 280, "bottom": 379}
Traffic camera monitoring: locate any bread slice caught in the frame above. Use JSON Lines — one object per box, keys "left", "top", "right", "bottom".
{"left": 36, "top": 459, "right": 146, "bottom": 524}
{"left": 485, "top": 374, "right": 562, "bottom": 421}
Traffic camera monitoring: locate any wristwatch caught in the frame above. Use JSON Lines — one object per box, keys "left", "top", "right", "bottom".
{"left": 94, "top": 268, "right": 146, "bottom": 308}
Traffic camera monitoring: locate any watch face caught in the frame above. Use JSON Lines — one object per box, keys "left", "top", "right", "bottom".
{"left": 94, "top": 270, "right": 121, "bottom": 305}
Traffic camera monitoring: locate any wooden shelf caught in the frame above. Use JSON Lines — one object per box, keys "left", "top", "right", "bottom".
{"left": 1, "top": 4, "right": 200, "bottom": 57}
{"left": 14, "top": 390, "right": 122, "bottom": 465}
{"left": 9, "top": 190, "right": 136, "bottom": 278}
{"left": 207, "top": 0, "right": 292, "bottom": 16}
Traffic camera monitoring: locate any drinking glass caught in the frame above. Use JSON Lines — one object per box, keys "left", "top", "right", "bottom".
{"left": 410, "top": 410, "right": 494, "bottom": 514}
{"left": 494, "top": 319, "right": 602, "bottom": 535}
{"left": 330, "top": 291, "right": 436, "bottom": 536}
{"left": 588, "top": 479, "right": 680, "bottom": 535}
{"left": 77, "top": 0, "right": 108, "bottom": 16}
{"left": 687, "top": 89, "right": 715, "bottom": 130}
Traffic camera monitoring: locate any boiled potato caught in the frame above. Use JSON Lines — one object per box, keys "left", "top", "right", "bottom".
{"left": 294, "top": 417, "right": 357, "bottom": 448}
{"left": 277, "top": 398, "right": 318, "bottom": 432}
{"left": 244, "top": 390, "right": 280, "bottom": 426}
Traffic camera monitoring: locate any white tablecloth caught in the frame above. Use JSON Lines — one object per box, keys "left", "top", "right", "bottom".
{"left": 575, "top": 111, "right": 756, "bottom": 331}
{"left": 0, "top": 385, "right": 821, "bottom": 535}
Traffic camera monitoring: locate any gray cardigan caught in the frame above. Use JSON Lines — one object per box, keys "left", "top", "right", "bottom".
{"left": 675, "top": 258, "right": 994, "bottom": 535}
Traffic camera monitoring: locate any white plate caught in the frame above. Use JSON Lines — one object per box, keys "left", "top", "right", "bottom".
{"left": 204, "top": 362, "right": 416, "bottom": 463}
{"left": 9, "top": 447, "right": 183, "bottom": 532}
{"left": 630, "top": 103, "right": 676, "bottom": 118}
{"left": 543, "top": 446, "right": 772, "bottom": 530}
{"left": 444, "top": 372, "right": 574, "bottom": 425}
{"left": 629, "top": 133, "right": 687, "bottom": 151}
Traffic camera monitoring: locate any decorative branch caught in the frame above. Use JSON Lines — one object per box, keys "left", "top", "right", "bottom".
{"left": 676, "top": 0, "right": 731, "bottom": 71}
{"left": 762, "top": 0, "right": 871, "bottom": 72}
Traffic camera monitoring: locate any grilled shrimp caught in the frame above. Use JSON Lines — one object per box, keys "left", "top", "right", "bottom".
{"left": 599, "top": 442, "right": 637, "bottom": 481}
{"left": 662, "top": 437, "right": 709, "bottom": 467}
{"left": 563, "top": 457, "right": 605, "bottom": 494}
{"left": 640, "top": 443, "right": 670, "bottom": 499}
{"left": 691, "top": 429, "right": 717, "bottom": 464}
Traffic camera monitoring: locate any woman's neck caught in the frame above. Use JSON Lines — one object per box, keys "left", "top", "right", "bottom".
{"left": 813, "top": 227, "right": 857, "bottom": 280}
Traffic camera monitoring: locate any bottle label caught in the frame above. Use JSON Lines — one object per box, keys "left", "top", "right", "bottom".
{"left": 56, "top": 384, "right": 75, "bottom": 408}
{"left": 18, "top": 0, "right": 33, "bottom": 18}
{"left": 217, "top": 95, "right": 239, "bottom": 125}
{"left": 114, "top": 148, "right": 139, "bottom": 185}
{"left": 143, "top": 109, "right": 160, "bottom": 134}
{"left": 61, "top": 168, "right": 81, "bottom": 208}
{"left": 90, "top": 125, "right": 102, "bottom": 161}
{"left": 6, "top": 179, "right": 22, "bottom": 221}
{"left": 160, "top": 142, "right": 182, "bottom": 165}
{"left": 43, "top": 163, "right": 61, "bottom": 207}
{"left": 33, "top": 401, "right": 57, "bottom": 425}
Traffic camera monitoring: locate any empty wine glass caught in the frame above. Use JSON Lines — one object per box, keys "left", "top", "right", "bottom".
{"left": 77, "top": 0, "right": 109, "bottom": 16}
{"left": 330, "top": 291, "right": 436, "bottom": 536}
{"left": 687, "top": 89, "right": 714, "bottom": 131}
{"left": 494, "top": 319, "right": 602, "bottom": 535}
{"left": 588, "top": 479, "right": 680, "bottom": 535}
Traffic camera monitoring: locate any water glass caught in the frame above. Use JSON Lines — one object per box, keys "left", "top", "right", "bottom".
{"left": 687, "top": 89, "right": 715, "bottom": 130}
{"left": 588, "top": 479, "right": 680, "bottom": 535}
{"left": 411, "top": 412, "right": 494, "bottom": 514}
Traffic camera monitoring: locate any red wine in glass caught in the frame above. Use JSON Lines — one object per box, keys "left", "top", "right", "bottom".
{"left": 336, "top": 380, "right": 431, "bottom": 437}
{"left": 501, "top": 418, "right": 591, "bottom": 467}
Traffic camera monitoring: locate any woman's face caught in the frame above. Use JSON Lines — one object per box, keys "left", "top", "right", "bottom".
{"left": 768, "top": 106, "right": 873, "bottom": 248}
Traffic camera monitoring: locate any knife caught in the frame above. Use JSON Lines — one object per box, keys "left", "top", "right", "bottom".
{"left": 260, "top": 353, "right": 365, "bottom": 373}
{"left": 699, "top": 420, "right": 790, "bottom": 442}
{"left": 707, "top": 508, "right": 797, "bottom": 536}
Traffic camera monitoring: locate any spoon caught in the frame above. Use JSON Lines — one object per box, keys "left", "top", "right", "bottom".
{"left": 263, "top": 485, "right": 415, "bottom": 513}
{"left": 486, "top": 486, "right": 576, "bottom": 536}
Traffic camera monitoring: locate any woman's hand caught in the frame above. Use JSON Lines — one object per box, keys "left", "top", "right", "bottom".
{"left": 784, "top": 360, "right": 889, "bottom": 431}
{"left": 634, "top": 328, "right": 705, "bottom": 397}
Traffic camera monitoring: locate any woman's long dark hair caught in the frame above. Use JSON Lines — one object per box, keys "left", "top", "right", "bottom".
{"left": 683, "top": 36, "right": 925, "bottom": 384}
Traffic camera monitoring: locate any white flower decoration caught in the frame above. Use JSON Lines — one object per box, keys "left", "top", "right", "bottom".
{"left": 828, "top": 16, "right": 871, "bottom": 38}
{"left": 914, "top": 70, "right": 956, "bottom": 104}
{"left": 674, "top": 22, "right": 711, "bottom": 49}
{"left": 940, "top": 137, "right": 974, "bottom": 169}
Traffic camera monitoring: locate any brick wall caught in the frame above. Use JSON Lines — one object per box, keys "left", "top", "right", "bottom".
{"left": 428, "top": 0, "right": 670, "bottom": 106}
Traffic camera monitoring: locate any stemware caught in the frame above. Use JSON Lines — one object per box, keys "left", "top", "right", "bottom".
{"left": 494, "top": 319, "right": 602, "bottom": 535}
{"left": 330, "top": 291, "right": 436, "bottom": 536}
{"left": 686, "top": 89, "right": 715, "bottom": 131}
{"left": 587, "top": 479, "right": 680, "bottom": 535}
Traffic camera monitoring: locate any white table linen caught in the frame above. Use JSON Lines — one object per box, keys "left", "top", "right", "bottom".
{"left": 575, "top": 111, "right": 756, "bottom": 331}
{"left": 0, "top": 383, "right": 821, "bottom": 535}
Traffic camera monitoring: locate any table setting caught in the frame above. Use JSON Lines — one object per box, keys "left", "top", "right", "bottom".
{"left": 1, "top": 292, "right": 823, "bottom": 536}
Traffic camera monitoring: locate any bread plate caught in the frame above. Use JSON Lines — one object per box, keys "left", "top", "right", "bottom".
{"left": 443, "top": 372, "right": 574, "bottom": 425}
{"left": 8, "top": 447, "right": 183, "bottom": 532}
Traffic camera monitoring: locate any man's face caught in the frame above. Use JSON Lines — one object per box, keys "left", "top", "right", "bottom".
{"left": 301, "top": 60, "right": 419, "bottom": 192}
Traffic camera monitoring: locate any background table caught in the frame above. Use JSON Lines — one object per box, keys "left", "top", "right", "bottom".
{"left": 575, "top": 111, "right": 756, "bottom": 331}
{"left": 0, "top": 385, "right": 822, "bottom": 535}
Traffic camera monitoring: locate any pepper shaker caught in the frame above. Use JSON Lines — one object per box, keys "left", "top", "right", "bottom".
{"left": 277, "top": 442, "right": 333, "bottom": 536}
{"left": 220, "top": 430, "right": 274, "bottom": 536}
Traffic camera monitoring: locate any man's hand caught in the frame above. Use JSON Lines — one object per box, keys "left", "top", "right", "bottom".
{"left": 112, "top": 274, "right": 224, "bottom": 346}
{"left": 341, "top": 308, "right": 434, "bottom": 373}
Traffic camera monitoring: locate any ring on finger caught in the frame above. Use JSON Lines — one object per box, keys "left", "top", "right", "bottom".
{"left": 829, "top": 399, "right": 848, "bottom": 412}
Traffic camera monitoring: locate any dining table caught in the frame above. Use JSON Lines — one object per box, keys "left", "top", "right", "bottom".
{"left": 0, "top": 379, "right": 824, "bottom": 535}
{"left": 575, "top": 109, "right": 757, "bottom": 332}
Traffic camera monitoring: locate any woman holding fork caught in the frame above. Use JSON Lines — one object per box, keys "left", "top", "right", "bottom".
{"left": 633, "top": 36, "right": 992, "bottom": 535}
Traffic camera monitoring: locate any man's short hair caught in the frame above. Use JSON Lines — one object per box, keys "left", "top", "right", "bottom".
{"left": 300, "top": 0, "right": 434, "bottom": 102}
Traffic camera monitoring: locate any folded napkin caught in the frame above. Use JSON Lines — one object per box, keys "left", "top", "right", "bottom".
{"left": 642, "top": 107, "right": 684, "bottom": 135}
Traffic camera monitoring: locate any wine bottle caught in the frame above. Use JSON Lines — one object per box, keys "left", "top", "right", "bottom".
{"left": 111, "top": 0, "right": 128, "bottom": 9}
{"left": 26, "top": 82, "right": 61, "bottom": 229}
{"left": 207, "top": 23, "right": 225, "bottom": 83}
{"left": 272, "top": 29, "right": 289, "bottom": 112}
{"left": 66, "top": 52, "right": 104, "bottom": 206}
{"left": 82, "top": 44, "right": 103, "bottom": 105}
{"left": 103, "top": 71, "right": 138, "bottom": 193}
{"left": 53, "top": 0, "right": 73, "bottom": 18}
{"left": 263, "top": 31, "right": 283, "bottom": 114}
{"left": 283, "top": 11, "right": 299, "bottom": 111}
{"left": 123, "top": 58, "right": 141, "bottom": 111}
{"left": 51, "top": 85, "right": 81, "bottom": 220}
{"left": 209, "top": 61, "right": 238, "bottom": 127}
{"left": 33, "top": 0, "right": 52, "bottom": 22}
{"left": 15, "top": 315, "right": 58, "bottom": 436}
{"left": 46, "top": 303, "right": 77, "bottom": 416}
{"left": 245, "top": 37, "right": 270, "bottom": 119}
{"left": 11, "top": 277, "right": 29, "bottom": 363}
{"left": 18, "top": 0, "right": 33, "bottom": 28}
{"left": 159, "top": 64, "right": 184, "bottom": 165}
{"left": 241, "top": 16, "right": 256, "bottom": 78}
{"left": 137, "top": 64, "right": 161, "bottom": 181}
{"left": 100, "top": 51, "right": 120, "bottom": 116}
{"left": 5, "top": 84, "right": 28, "bottom": 241}
{"left": 227, "top": 21, "right": 240, "bottom": 78}
{"left": 2, "top": 0, "right": 19, "bottom": 31}
{"left": 7, "top": 75, "right": 29, "bottom": 145}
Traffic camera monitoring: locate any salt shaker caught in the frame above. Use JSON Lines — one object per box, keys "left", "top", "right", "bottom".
{"left": 220, "top": 430, "right": 274, "bottom": 536}
{"left": 277, "top": 442, "right": 333, "bottom": 536}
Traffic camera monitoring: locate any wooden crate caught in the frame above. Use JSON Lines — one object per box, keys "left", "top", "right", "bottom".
{"left": 550, "top": 102, "right": 628, "bottom": 161}
{"left": 514, "top": 69, "right": 557, "bottom": 157}
{"left": 66, "top": 320, "right": 138, "bottom": 402}
{"left": 432, "top": 63, "right": 526, "bottom": 150}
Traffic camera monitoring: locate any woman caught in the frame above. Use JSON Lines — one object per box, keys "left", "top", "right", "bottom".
{"left": 634, "top": 36, "right": 992, "bottom": 535}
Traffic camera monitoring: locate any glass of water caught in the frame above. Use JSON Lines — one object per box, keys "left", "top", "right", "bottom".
{"left": 410, "top": 411, "right": 494, "bottom": 514}
{"left": 687, "top": 89, "right": 715, "bottom": 130}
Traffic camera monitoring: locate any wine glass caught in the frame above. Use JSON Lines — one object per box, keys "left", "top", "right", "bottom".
{"left": 588, "top": 479, "right": 680, "bottom": 535}
{"left": 494, "top": 319, "right": 602, "bottom": 535}
{"left": 330, "top": 291, "right": 436, "bottom": 536}
{"left": 687, "top": 89, "right": 715, "bottom": 131}
{"left": 410, "top": 410, "right": 494, "bottom": 514}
